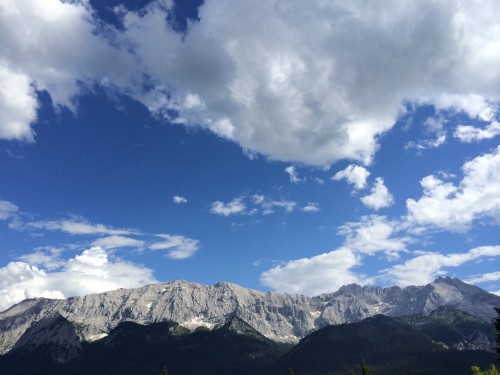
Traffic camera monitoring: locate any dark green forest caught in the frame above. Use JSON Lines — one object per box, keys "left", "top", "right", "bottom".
{"left": 0, "top": 308, "right": 497, "bottom": 375}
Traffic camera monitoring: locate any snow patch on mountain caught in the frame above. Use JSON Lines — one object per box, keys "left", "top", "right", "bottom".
{"left": 180, "top": 317, "right": 216, "bottom": 330}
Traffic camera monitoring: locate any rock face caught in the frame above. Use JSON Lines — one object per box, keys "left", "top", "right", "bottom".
{"left": 7, "top": 313, "right": 82, "bottom": 363}
{"left": 0, "top": 277, "right": 498, "bottom": 355}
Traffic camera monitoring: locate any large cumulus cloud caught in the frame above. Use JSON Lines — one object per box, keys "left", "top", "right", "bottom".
{"left": 0, "top": 247, "right": 157, "bottom": 312}
{"left": 1, "top": 0, "right": 500, "bottom": 165}
{"left": 406, "top": 145, "right": 500, "bottom": 232}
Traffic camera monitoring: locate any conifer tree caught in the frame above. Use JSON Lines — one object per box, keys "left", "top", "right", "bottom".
{"left": 471, "top": 364, "right": 498, "bottom": 375}
{"left": 361, "top": 360, "right": 370, "bottom": 375}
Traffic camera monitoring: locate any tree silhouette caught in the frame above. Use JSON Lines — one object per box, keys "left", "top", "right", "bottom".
{"left": 471, "top": 365, "right": 498, "bottom": 375}
{"left": 349, "top": 361, "right": 370, "bottom": 375}
{"left": 361, "top": 360, "right": 370, "bottom": 375}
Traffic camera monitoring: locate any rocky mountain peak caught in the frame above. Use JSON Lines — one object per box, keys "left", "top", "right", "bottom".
{"left": 0, "top": 278, "right": 498, "bottom": 356}
{"left": 432, "top": 277, "right": 485, "bottom": 295}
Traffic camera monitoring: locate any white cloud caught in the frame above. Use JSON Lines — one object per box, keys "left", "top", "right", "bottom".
{"left": 92, "top": 235, "right": 145, "bottom": 250}
{"left": 210, "top": 197, "right": 246, "bottom": 216}
{"left": 0, "top": 0, "right": 136, "bottom": 139}
{"left": 261, "top": 248, "right": 369, "bottom": 296}
{"left": 338, "top": 215, "right": 410, "bottom": 258}
{"left": 406, "top": 146, "right": 500, "bottom": 231}
{"left": 433, "top": 94, "right": 497, "bottom": 123}
{"left": 3, "top": 202, "right": 201, "bottom": 260}
{"left": 0, "top": 63, "right": 38, "bottom": 141}
{"left": 0, "top": 247, "right": 157, "bottom": 312}
{"left": 0, "top": 200, "right": 18, "bottom": 220}
{"left": 252, "top": 195, "right": 265, "bottom": 205}
{"left": 314, "top": 177, "right": 325, "bottom": 185}
{"left": 261, "top": 215, "right": 408, "bottom": 294}
{"left": 250, "top": 195, "right": 298, "bottom": 215}
{"left": 437, "top": 171, "right": 456, "bottom": 179}
{"left": 18, "top": 247, "right": 64, "bottom": 270}
{"left": 303, "top": 202, "right": 320, "bottom": 212}
{"left": 173, "top": 195, "right": 188, "bottom": 204}
{"left": 184, "top": 93, "right": 204, "bottom": 109}
{"left": 252, "top": 259, "right": 263, "bottom": 267}
{"left": 149, "top": 234, "right": 200, "bottom": 259}
{"left": 406, "top": 134, "right": 447, "bottom": 151}
{"left": 423, "top": 117, "right": 447, "bottom": 134}
{"left": 332, "top": 165, "right": 370, "bottom": 190}
{"left": 361, "top": 177, "right": 394, "bottom": 210}
{"left": 261, "top": 150, "right": 500, "bottom": 293}
{"left": 0, "top": 262, "right": 64, "bottom": 312}
{"left": 405, "top": 117, "right": 447, "bottom": 151}
{"left": 454, "top": 121, "right": 500, "bottom": 143}
{"left": 466, "top": 270, "right": 500, "bottom": 284}
{"left": 3, "top": 1, "right": 500, "bottom": 166}
{"left": 115, "top": 1, "right": 500, "bottom": 165}
{"left": 209, "top": 194, "right": 300, "bottom": 217}
{"left": 260, "top": 200, "right": 297, "bottom": 215}
{"left": 285, "top": 166, "right": 302, "bottom": 184}
{"left": 25, "top": 218, "right": 134, "bottom": 236}
{"left": 384, "top": 246, "right": 500, "bottom": 287}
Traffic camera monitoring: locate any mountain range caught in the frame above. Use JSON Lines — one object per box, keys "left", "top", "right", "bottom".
{"left": 0, "top": 277, "right": 498, "bottom": 374}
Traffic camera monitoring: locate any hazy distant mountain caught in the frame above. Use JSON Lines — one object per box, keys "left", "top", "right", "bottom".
{"left": 0, "top": 277, "right": 498, "bottom": 358}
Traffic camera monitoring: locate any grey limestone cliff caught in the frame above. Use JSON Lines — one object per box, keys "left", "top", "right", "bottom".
{"left": 0, "top": 277, "right": 498, "bottom": 355}
{"left": 8, "top": 313, "right": 82, "bottom": 363}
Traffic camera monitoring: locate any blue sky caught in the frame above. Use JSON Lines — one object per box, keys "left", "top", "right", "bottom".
{"left": 0, "top": 0, "right": 499, "bottom": 311}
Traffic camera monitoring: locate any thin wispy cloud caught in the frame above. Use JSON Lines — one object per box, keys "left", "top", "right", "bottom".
{"left": 210, "top": 195, "right": 301, "bottom": 217}
{"left": 25, "top": 218, "right": 134, "bottom": 236}
{"left": 466, "top": 271, "right": 500, "bottom": 284}
{"left": 92, "top": 235, "right": 145, "bottom": 250}
{"left": 150, "top": 234, "right": 200, "bottom": 260}
{"left": 0, "top": 200, "right": 18, "bottom": 220}
{"left": 405, "top": 117, "right": 447, "bottom": 151}
{"left": 285, "top": 166, "right": 302, "bottom": 184}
